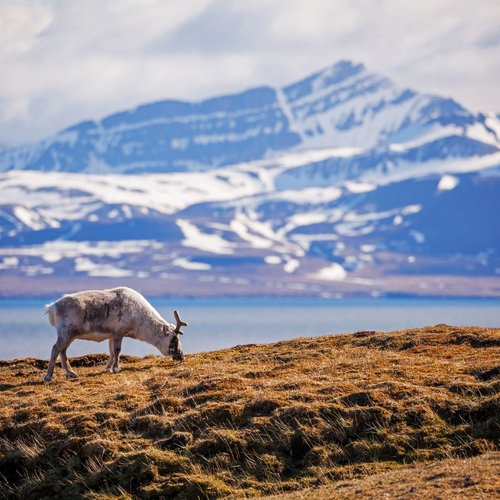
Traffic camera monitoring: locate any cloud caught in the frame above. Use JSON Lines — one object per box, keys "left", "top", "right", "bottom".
{"left": 0, "top": 1, "right": 53, "bottom": 58}
{"left": 0, "top": 0, "right": 499, "bottom": 147}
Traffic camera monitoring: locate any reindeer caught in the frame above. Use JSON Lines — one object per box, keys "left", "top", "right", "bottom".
{"left": 43, "top": 287, "right": 187, "bottom": 381}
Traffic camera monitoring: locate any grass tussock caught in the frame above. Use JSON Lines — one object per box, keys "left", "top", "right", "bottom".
{"left": 0, "top": 324, "right": 499, "bottom": 498}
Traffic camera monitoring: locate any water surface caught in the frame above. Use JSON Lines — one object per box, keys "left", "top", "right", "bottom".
{"left": 0, "top": 298, "right": 498, "bottom": 360}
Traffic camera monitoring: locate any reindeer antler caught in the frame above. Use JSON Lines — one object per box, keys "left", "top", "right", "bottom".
{"left": 174, "top": 310, "right": 188, "bottom": 334}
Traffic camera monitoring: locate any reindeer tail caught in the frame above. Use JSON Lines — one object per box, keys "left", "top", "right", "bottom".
{"left": 45, "top": 302, "right": 57, "bottom": 327}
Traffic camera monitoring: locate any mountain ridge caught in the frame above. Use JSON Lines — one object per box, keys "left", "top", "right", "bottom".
{"left": 1, "top": 60, "right": 497, "bottom": 175}
{"left": 0, "top": 60, "right": 499, "bottom": 297}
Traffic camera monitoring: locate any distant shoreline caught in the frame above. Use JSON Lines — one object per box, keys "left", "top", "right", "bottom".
{"left": 1, "top": 295, "right": 500, "bottom": 305}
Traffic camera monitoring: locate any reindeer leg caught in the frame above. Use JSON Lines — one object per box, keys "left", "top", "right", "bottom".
{"left": 110, "top": 335, "right": 123, "bottom": 374}
{"left": 106, "top": 337, "right": 115, "bottom": 372}
{"left": 44, "top": 333, "right": 68, "bottom": 381}
{"left": 60, "top": 339, "right": 77, "bottom": 378}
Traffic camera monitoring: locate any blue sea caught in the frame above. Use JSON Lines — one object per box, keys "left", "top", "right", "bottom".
{"left": 0, "top": 298, "right": 498, "bottom": 360}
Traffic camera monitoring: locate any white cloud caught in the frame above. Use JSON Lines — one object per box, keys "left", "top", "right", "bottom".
{"left": 0, "top": 0, "right": 499, "bottom": 147}
{"left": 0, "top": 1, "right": 53, "bottom": 57}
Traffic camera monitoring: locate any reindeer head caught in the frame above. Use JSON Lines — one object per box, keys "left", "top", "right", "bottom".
{"left": 164, "top": 310, "right": 187, "bottom": 361}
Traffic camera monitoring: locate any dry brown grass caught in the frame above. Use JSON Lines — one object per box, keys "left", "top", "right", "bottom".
{"left": 0, "top": 324, "right": 499, "bottom": 498}
{"left": 267, "top": 452, "right": 500, "bottom": 499}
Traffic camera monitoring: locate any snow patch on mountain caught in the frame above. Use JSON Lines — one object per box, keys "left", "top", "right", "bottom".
{"left": 173, "top": 257, "right": 211, "bottom": 271}
{"left": 12, "top": 206, "right": 46, "bottom": 231}
{"left": 345, "top": 181, "right": 376, "bottom": 193}
{"left": 75, "top": 258, "right": 135, "bottom": 278}
{"left": 176, "top": 219, "right": 235, "bottom": 255}
{"left": 312, "top": 263, "right": 347, "bottom": 281}
{"left": 438, "top": 175, "right": 459, "bottom": 191}
{"left": 0, "top": 240, "right": 160, "bottom": 259}
{"left": 362, "top": 151, "right": 500, "bottom": 187}
{"left": 388, "top": 124, "right": 463, "bottom": 152}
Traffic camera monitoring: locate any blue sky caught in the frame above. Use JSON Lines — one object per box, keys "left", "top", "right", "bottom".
{"left": 0, "top": 0, "right": 499, "bottom": 146}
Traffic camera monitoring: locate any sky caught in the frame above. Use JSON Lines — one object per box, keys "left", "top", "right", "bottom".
{"left": 1, "top": 0, "right": 499, "bottom": 147}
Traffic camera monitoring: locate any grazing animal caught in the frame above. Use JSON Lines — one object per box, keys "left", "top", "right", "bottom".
{"left": 44, "top": 287, "right": 187, "bottom": 381}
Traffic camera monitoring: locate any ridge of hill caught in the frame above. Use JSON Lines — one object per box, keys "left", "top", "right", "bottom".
{"left": 0, "top": 324, "right": 499, "bottom": 498}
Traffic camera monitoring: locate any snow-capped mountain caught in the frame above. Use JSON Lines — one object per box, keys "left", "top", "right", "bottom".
{"left": 1, "top": 61, "right": 499, "bottom": 174}
{"left": 0, "top": 61, "right": 499, "bottom": 298}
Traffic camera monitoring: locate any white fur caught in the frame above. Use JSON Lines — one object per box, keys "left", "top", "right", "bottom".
{"left": 43, "top": 287, "right": 184, "bottom": 381}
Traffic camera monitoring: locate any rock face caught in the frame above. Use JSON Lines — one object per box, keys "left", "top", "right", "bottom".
{"left": 0, "top": 61, "right": 499, "bottom": 297}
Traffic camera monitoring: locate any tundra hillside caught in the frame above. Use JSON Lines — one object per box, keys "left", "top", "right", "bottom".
{"left": 0, "top": 324, "right": 499, "bottom": 498}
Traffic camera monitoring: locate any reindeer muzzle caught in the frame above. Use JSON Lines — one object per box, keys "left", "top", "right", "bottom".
{"left": 168, "top": 334, "right": 184, "bottom": 361}
{"left": 173, "top": 351, "right": 185, "bottom": 362}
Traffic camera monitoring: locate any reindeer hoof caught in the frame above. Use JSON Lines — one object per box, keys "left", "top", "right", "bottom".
{"left": 43, "top": 374, "right": 52, "bottom": 382}
{"left": 108, "top": 366, "right": 120, "bottom": 374}
{"left": 66, "top": 371, "right": 78, "bottom": 378}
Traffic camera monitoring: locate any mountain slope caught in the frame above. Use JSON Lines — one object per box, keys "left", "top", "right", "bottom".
{"left": 1, "top": 61, "right": 498, "bottom": 174}
{"left": 0, "top": 61, "right": 499, "bottom": 297}
{"left": 0, "top": 158, "right": 499, "bottom": 297}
